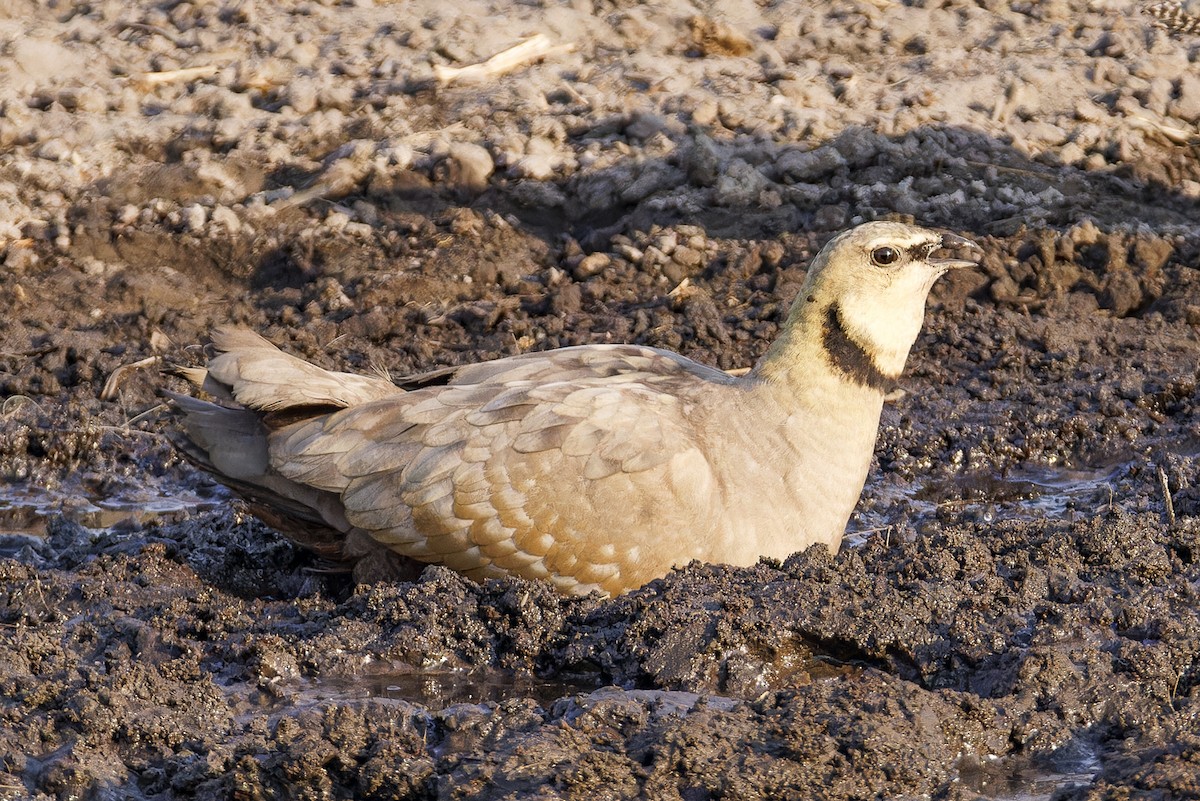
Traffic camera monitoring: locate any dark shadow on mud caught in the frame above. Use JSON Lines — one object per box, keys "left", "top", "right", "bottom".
{"left": 358, "top": 120, "right": 1200, "bottom": 243}
{"left": 67, "top": 121, "right": 1198, "bottom": 326}
{"left": 216, "top": 121, "right": 1197, "bottom": 326}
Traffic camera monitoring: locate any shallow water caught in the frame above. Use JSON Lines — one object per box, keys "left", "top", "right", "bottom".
{"left": 849, "top": 460, "right": 1134, "bottom": 547}
{"left": 3, "top": 459, "right": 1133, "bottom": 543}
{"left": 0, "top": 474, "right": 224, "bottom": 537}
{"left": 957, "top": 741, "right": 1100, "bottom": 801}
{"left": 282, "top": 667, "right": 604, "bottom": 712}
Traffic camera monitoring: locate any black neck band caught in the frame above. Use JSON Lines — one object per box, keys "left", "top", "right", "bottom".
{"left": 821, "top": 304, "right": 892, "bottom": 392}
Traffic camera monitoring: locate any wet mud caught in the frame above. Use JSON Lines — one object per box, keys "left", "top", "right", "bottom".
{"left": 3, "top": 1, "right": 1200, "bottom": 799}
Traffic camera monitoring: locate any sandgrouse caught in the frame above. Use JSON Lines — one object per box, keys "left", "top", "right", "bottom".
{"left": 169, "top": 221, "right": 979, "bottom": 597}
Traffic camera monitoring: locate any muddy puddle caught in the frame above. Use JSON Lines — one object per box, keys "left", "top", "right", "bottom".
{"left": 262, "top": 669, "right": 601, "bottom": 713}
{"left": 958, "top": 747, "right": 1100, "bottom": 801}
{"left": 1, "top": 455, "right": 1135, "bottom": 542}
{"left": 0, "top": 473, "right": 221, "bottom": 538}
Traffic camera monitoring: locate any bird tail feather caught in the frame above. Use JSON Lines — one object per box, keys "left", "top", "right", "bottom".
{"left": 179, "top": 326, "right": 401, "bottom": 413}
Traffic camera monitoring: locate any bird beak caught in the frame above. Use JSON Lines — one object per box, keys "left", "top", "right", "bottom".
{"left": 928, "top": 232, "right": 981, "bottom": 269}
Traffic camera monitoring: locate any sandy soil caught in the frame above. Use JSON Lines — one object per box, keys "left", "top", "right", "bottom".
{"left": 3, "top": 1, "right": 1200, "bottom": 798}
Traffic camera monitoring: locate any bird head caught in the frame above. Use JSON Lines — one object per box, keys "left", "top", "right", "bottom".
{"left": 799, "top": 221, "right": 980, "bottom": 384}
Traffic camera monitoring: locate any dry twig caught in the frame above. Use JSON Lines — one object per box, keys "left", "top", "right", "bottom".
{"left": 133, "top": 65, "right": 219, "bottom": 87}
{"left": 1126, "top": 112, "right": 1198, "bottom": 145}
{"left": 100, "top": 355, "right": 161, "bottom": 401}
{"left": 433, "top": 34, "right": 574, "bottom": 85}
{"left": 1159, "top": 465, "right": 1177, "bottom": 527}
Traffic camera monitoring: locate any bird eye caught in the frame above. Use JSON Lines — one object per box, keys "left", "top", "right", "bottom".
{"left": 871, "top": 246, "right": 899, "bottom": 267}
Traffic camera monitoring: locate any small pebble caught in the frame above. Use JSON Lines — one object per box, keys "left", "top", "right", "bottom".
{"left": 444, "top": 142, "right": 494, "bottom": 191}
{"left": 210, "top": 205, "right": 241, "bottom": 233}
{"left": 182, "top": 204, "right": 207, "bottom": 232}
{"left": 574, "top": 252, "right": 611, "bottom": 279}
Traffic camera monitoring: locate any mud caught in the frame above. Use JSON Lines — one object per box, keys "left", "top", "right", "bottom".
{"left": 4, "top": 1, "right": 1200, "bottom": 799}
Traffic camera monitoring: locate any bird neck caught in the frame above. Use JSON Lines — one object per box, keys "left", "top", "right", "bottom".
{"left": 747, "top": 296, "right": 900, "bottom": 400}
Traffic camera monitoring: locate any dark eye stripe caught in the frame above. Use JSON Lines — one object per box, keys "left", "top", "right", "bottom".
{"left": 905, "top": 241, "right": 938, "bottom": 261}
